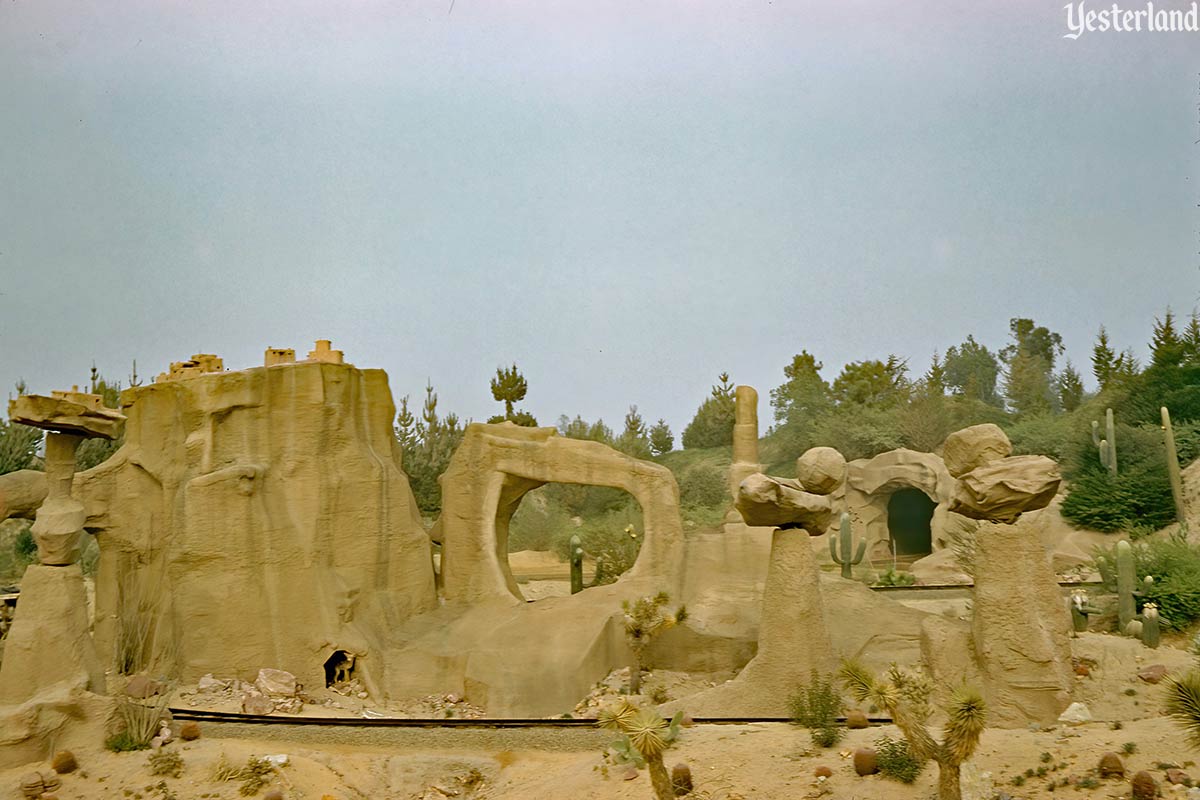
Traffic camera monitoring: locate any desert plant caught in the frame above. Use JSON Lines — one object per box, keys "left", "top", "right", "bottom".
{"left": 1096, "top": 536, "right": 1200, "bottom": 630}
{"left": 830, "top": 512, "right": 866, "bottom": 579}
{"left": 788, "top": 671, "right": 844, "bottom": 748}
{"left": 840, "top": 660, "right": 985, "bottom": 800}
{"left": 1069, "top": 591, "right": 1101, "bottom": 633}
{"left": 873, "top": 568, "right": 916, "bottom": 587}
{"left": 670, "top": 763, "right": 693, "bottom": 796}
{"left": 1164, "top": 669, "right": 1200, "bottom": 748}
{"left": 1163, "top": 406, "right": 1188, "bottom": 530}
{"left": 875, "top": 735, "right": 924, "bottom": 783}
{"left": 678, "top": 464, "right": 728, "bottom": 510}
{"left": 147, "top": 749, "right": 183, "bottom": 778}
{"left": 1093, "top": 408, "right": 1118, "bottom": 476}
{"left": 598, "top": 698, "right": 684, "bottom": 800}
{"left": 622, "top": 591, "right": 687, "bottom": 694}
{"left": 1142, "top": 603, "right": 1161, "bottom": 648}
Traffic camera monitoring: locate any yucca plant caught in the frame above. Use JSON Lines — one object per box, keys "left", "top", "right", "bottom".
{"left": 622, "top": 591, "right": 687, "bottom": 694}
{"left": 839, "top": 660, "right": 985, "bottom": 800}
{"left": 599, "top": 698, "right": 684, "bottom": 800}
{"left": 1164, "top": 669, "right": 1200, "bottom": 749}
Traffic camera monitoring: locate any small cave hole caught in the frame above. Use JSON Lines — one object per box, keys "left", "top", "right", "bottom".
{"left": 323, "top": 650, "right": 356, "bottom": 687}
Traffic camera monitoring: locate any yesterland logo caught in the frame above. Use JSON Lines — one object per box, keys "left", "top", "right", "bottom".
{"left": 1063, "top": 1, "right": 1200, "bottom": 38}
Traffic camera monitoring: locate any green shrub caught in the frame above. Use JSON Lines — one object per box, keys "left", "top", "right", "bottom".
{"left": 104, "top": 731, "right": 148, "bottom": 752}
{"left": 1096, "top": 536, "right": 1200, "bottom": 629}
{"left": 678, "top": 464, "right": 728, "bottom": 509}
{"left": 507, "top": 489, "right": 573, "bottom": 553}
{"left": 1006, "top": 412, "right": 1077, "bottom": 462}
{"left": 873, "top": 568, "right": 917, "bottom": 587}
{"left": 875, "top": 735, "right": 923, "bottom": 783}
{"left": 789, "top": 671, "right": 843, "bottom": 748}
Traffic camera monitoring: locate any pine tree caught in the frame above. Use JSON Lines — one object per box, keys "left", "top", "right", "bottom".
{"left": 1092, "top": 326, "right": 1116, "bottom": 390}
{"left": 1184, "top": 312, "right": 1200, "bottom": 365}
{"left": 1152, "top": 308, "right": 1186, "bottom": 368}
{"left": 1056, "top": 361, "right": 1085, "bottom": 412}
{"left": 617, "top": 405, "right": 652, "bottom": 459}
{"left": 682, "top": 373, "right": 737, "bottom": 449}
{"left": 924, "top": 351, "right": 946, "bottom": 397}
{"left": 488, "top": 363, "right": 536, "bottom": 426}
{"left": 649, "top": 419, "right": 674, "bottom": 456}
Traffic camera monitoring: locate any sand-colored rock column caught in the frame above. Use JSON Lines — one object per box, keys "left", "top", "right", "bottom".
{"left": 728, "top": 386, "right": 761, "bottom": 505}
{"left": 971, "top": 516, "right": 1073, "bottom": 726}
{"left": 0, "top": 392, "right": 123, "bottom": 706}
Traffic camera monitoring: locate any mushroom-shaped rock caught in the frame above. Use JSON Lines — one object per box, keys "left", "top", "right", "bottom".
{"left": 735, "top": 473, "right": 834, "bottom": 534}
{"left": 795, "top": 447, "right": 847, "bottom": 495}
{"left": 8, "top": 393, "right": 125, "bottom": 440}
{"left": 949, "top": 455, "right": 1060, "bottom": 522}
{"left": 941, "top": 424, "right": 1012, "bottom": 478}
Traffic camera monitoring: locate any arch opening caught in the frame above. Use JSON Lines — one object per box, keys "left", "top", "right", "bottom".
{"left": 886, "top": 487, "right": 935, "bottom": 558}
{"left": 504, "top": 483, "right": 644, "bottom": 601}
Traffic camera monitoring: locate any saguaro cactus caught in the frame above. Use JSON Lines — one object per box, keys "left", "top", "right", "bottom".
{"left": 1092, "top": 408, "right": 1118, "bottom": 476}
{"left": 830, "top": 512, "right": 866, "bottom": 580}
{"left": 569, "top": 534, "right": 584, "bottom": 594}
{"left": 1163, "top": 407, "right": 1187, "bottom": 532}
{"left": 1117, "top": 540, "right": 1136, "bottom": 631}
{"left": 1142, "top": 603, "right": 1161, "bottom": 649}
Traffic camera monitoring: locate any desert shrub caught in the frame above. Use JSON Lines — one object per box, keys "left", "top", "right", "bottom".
{"left": 545, "top": 482, "right": 631, "bottom": 518}
{"left": 678, "top": 464, "right": 727, "bottom": 509}
{"left": 1096, "top": 536, "right": 1200, "bottom": 629}
{"left": 789, "top": 671, "right": 844, "bottom": 748}
{"left": 873, "top": 568, "right": 916, "bottom": 587}
{"left": 148, "top": 749, "right": 183, "bottom": 778}
{"left": 104, "top": 730, "right": 147, "bottom": 752}
{"left": 875, "top": 735, "right": 923, "bottom": 783}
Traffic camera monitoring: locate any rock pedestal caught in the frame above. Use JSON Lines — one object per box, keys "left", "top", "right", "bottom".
{"left": 971, "top": 516, "right": 1073, "bottom": 726}
{"left": 0, "top": 565, "right": 103, "bottom": 706}
{"left": 675, "top": 527, "right": 833, "bottom": 716}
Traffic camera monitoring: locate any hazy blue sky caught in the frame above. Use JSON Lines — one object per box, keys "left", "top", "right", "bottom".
{"left": 1, "top": 1, "right": 1198, "bottom": 435}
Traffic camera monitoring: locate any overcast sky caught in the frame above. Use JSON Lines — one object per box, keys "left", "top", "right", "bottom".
{"left": 1, "top": 1, "right": 1197, "bottom": 435}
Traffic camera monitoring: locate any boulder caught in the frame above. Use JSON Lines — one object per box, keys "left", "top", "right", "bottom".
{"left": 124, "top": 674, "right": 163, "bottom": 699}
{"left": 845, "top": 709, "right": 869, "bottom": 729}
{"left": 950, "top": 456, "right": 1060, "bottom": 522}
{"left": 853, "top": 748, "right": 878, "bottom": 776}
{"left": 1138, "top": 664, "right": 1168, "bottom": 684}
{"left": 241, "top": 691, "right": 275, "bottom": 715}
{"left": 255, "top": 668, "right": 297, "bottom": 697}
{"left": 1057, "top": 702, "right": 1092, "bottom": 726}
{"left": 795, "top": 447, "right": 846, "bottom": 496}
{"left": 735, "top": 474, "right": 834, "bottom": 534}
{"left": 1098, "top": 752, "right": 1125, "bottom": 778}
{"left": 942, "top": 424, "right": 1012, "bottom": 478}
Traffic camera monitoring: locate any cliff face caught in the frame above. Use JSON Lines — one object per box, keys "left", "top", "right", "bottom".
{"left": 77, "top": 361, "right": 437, "bottom": 691}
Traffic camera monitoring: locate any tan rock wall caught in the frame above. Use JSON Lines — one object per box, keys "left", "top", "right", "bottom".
{"left": 72, "top": 362, "right": 437, "bottom": 691}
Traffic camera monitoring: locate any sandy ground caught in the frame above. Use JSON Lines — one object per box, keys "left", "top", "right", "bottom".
{"left": 7, "top": 715, "right": 1200, "bottom": 800}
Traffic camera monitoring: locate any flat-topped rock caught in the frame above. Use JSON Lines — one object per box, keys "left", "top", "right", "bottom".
{"left": 735, "top": 473, "right": 834, "bottom": 534}
{"left": 950, "top": 455, "right": 1060, "bottom": 522}
{"left": 8, "top": 394, "right": 125, "bottom": 439}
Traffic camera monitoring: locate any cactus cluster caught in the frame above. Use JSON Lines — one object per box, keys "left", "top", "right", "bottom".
{"left": 1069, "top": 591, "right": 1100, "bottom": 634}
{"left": 830, "top": 512, "right": 866, "bottom": 579}
{"left": 1092, "top": 408, "right": 1118, "bottom": 476}
{"left": 599, "top": 699, "right": 684, "bottom": 800}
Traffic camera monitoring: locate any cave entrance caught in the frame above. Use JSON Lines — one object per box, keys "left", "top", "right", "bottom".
{"left": 323, "top": 650, "right": 356, "bottom": 687}
{"left": 887, "top": 488, "right": 935, "bottom": 557}
{"left": 504, "top": 483, "right": 643, "bottom": 601}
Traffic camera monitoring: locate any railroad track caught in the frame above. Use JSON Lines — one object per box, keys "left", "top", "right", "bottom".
{"left": 168, "top": 708, "right": 893, "bottom": 728}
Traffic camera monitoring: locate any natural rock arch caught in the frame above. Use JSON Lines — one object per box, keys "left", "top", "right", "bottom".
{"left": 432, "top": 423, "right": 684, "bottom": 606}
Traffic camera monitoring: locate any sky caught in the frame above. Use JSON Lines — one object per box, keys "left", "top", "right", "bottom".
{"left": 1, "top": 0, "right": 1198, "bottom": 437}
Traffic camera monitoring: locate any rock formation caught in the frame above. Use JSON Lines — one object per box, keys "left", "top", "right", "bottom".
{"left": 728, "top": 386, "right": 762, "bottom": 500}
{"left": 62, "top": 349, "right": 438, "bottom": 693}
{"left": 433, "top": 423, "right": 684, "bottom": 605}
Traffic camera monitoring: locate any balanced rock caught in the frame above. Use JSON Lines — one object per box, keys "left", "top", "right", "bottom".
{"left": 950, "top": 456, "right": 1060, "bottom": 522}
{"left": 795, "top": 447, "right": 846, "bottom": 495}
{"left": 735, "top": 473, "right": 834, "bottom": 534}
{"left": 942, "top": 424, "right": 1012, "bottom": 478}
